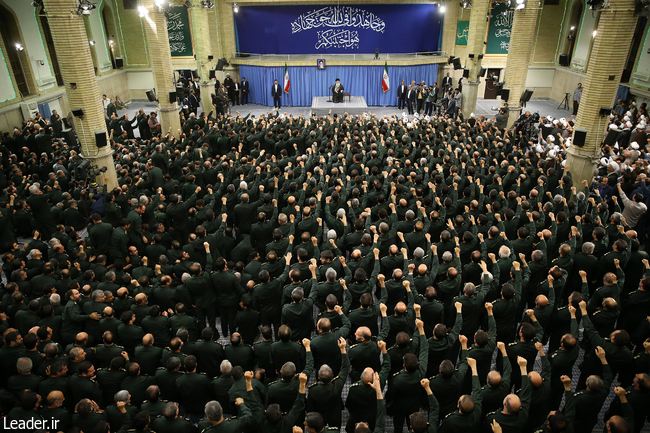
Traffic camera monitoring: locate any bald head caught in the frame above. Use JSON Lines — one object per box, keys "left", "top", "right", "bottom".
{"left": 360, "top": 367, "right": 374, "bottom": 384}
{"left": 355, "top": 327, "right": 371, "bottom": 343}
{"left": 395, "top": 302, "right": 407, "bottom": 315}
{"left": 503, "top": 394, "right": 521, "bottom": 414}
{"left": 46, "top": 391, "right": 64, "bottom": 408}
{"left": 606, "top": 415, "right": 628, "bottom": 433}
{"left": 603, "top": 297, "right": 617, "bottom": 310}
{"left": 143, "top": 334, "right": 154, "bottom": 346}
{"left": 535, "top": 295, "right": 548, "bottom": 308}
{"left": 528, "top": 371, "right": 543, "bottom": 388}
{"left": 487, "top": 371, "right": 502, "bottom": 388}
{"left": 458, "top": 395, "right": 475, "bottom": 414}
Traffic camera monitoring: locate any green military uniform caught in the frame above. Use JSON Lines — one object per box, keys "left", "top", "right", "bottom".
{"left": 482, "top": 375, "right": 531, "bottom": 433}
{"left": 68, "top": 374, "right": 103, "bottom": 407}
{"left": 306, "top": 352, "right": 350, "bottom": 428}
{"left": 176, "top": 371, "right": 213, "bottom": 415}
{"left": 152, "top": 416, "right": 198, "bottom": 433}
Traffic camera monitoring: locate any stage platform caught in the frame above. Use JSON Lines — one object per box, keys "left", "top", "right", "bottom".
{"left": 311, "top": 96, "right": 368, "bottom": 117}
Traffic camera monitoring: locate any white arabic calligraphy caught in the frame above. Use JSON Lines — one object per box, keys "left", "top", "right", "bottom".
{"left": 315, "top": 29, "right": 360, "bottom": 49}
{"left": 291, "top": 6, "right": 385, "bottom": 34}
{"left": 167, "top": 13, "right": 185, "bottom": 31}
{"left": 494, "top": 11, "right": 513, "bottom": 28}
{"left": 170, "top": 42, "right": 187, "bottom": 53}
{"left": 500, "top": 41, "right": 510, "bottom": 51}
{"left": 168, "top": 31, "right": 184, "bottom": 42}
{"left": 494, "top": 28, "right": 511, "bottom": 38}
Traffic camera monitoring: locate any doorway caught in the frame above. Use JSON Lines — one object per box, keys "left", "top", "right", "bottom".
{"left": 483, "top": 69, "right": 501, "bottom": 99}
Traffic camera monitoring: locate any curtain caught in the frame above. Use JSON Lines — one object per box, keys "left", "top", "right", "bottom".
{"left": 239, "top": 64, "right": 438, "bottom": 107}
{"left": 38, "top": 103, "right": 51, "bottom": 120}
{"left": 616, "top": 85, "right": 629, "bottom": 106}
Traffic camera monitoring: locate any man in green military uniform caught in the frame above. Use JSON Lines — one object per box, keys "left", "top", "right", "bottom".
{"left": 202, "top": 370, "right": 257, "bottom": 432}
{"left": 151, "top": 401, "right": 197, "bottom": 433}
{"left": 266, "top": 337, "right": 314, "bottom": 413}
{"left": 482, "top": 356, "right": 531, "bottom": 433}
{"left": 386, "top": 318, "right": 428, "bottom": 432}
{"left": 62, "top": 289, "right": 101, "bottom": 345}
{"left": 306, "top": 337, "right": 349, "bottom": 428}
{"left": 345, "top": 340, "right": 390, "bottom": 432}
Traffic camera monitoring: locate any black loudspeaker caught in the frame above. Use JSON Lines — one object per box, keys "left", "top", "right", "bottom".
{"left": 72, "top": 108, "right": 84, "bottom": 117}
{"left": 501, "top": 88, "right": 510, "bottom": 102}
{"left": 559, "top": 54, "right": 569, "bottom": 66}
{"left": 61, "top": 129, "right": 76, "bottom": 145}
{"left": 208, "top": 55, "right": 214, "bottom": 61}
{"left": 573, "top": 128, "right": 587, "bottom": 147}
{"left": 209, "top": 69, "right": 216, "bottom": 79}
{"left": 478, "top": 68, "right": 487, "bottom": 77}
{"left": 123, "top": 0, "right": 138, "bottom": 9}
{"left": 169, "top": 91, "right": 177, "bottom": 104}
{"left": 600, "top": 107, "right": 612, "bottom": 116}
{"left": 146, "top": 89, "right": 157, "bottom": 102}
{"left": 115, "top": 57, "right": 124, "bottom": 69}
{"left": 452, "top": 57, "right": 462, "bottom": 70}
{"left": 95, "top": 130, "right": 107, "bottom": 148}
{"left": 463, "top": 68, "right": 470, "bottom": 78}
{"left": 448, "top": 56, "right": 455, "bottom": 64}
{"left": 215, "top": 58, "right": 227, "bottom": 71}
{"left": 495, "top": 82, "right": 504, "bottom": 96}
{"left": 191, "top": 70, "right": 199, "bottom": 79}
{"left": 520, "top": 89, "right": 534, "bottom": 103}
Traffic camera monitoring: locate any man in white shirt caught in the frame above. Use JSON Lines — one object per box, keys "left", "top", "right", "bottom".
{"left": 617, "top": 183, "right": 647, "bottom": 228}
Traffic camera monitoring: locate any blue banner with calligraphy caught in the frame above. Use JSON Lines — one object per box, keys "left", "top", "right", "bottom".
{"left": 234, "top": 4, "right": 442, "bottom": 54}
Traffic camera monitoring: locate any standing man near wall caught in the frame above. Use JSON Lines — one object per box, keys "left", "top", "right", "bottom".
{"left": 272, "top": 79, "right": 282, "bottom": 110}
{"left": 573, "top": 83, "right": 582, "bottom": 115}
{"left": 397, "top": 80, "right": 407, "bottom": 110}
{"left": 241, "top": 77, "right": 249, "bottom": 105}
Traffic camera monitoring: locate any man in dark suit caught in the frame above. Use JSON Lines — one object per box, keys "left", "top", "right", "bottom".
{"left": 106, "top": 99, "right": 117, "bottom": 119}
{"left": 397, "top": 80, "right": 407, "bottom": 110}
{"left": 406, "top": 85, "right": 416, "bottom": 115}
{"left": 241, "top": 77, "right": 249, "bottom": 105}
{"left": 189, "top": 90, "right": 199, "bottom": 115}
{"left": 442, "top": 72, "right": 453, "bottom": 89}
{"left": 50, "top": 110, "right": 63, "bottom": 138}
{"left": 271, "top": 79, "right": 282, "bottom": 109}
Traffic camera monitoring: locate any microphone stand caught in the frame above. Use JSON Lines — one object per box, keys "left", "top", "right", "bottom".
{"left": 328, "top": 85, "right": 333, "bottom": 103}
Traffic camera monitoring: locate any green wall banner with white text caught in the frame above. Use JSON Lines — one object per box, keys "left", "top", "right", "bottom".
{"left": 167, "top": 6, "right": 194, "bottom": 57}
{"left": 456, "top": 21, "right": 469, "bottom": 46}
{"left": 486, "top": 2, "right": 513, "bottom": 55}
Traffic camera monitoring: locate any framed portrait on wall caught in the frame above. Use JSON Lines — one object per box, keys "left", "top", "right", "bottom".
{"left": 317, "top": 59, "right": 326, "bottom": 69}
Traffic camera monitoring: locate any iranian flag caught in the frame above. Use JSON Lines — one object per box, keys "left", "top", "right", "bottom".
{"left": 382, "top": 62, "right": 390, "bottom": 92}
{"left": 283, "top": 63, "right": 290, "bottom": 93}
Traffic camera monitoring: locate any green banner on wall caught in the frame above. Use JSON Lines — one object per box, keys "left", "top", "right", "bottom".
{"left": 486, "top": 2, "right": 513, "bottom": 55}
{"left": 456, "top": 21, "right": 469, "bottom": 46}
{"left": 167, "top": 6, "right": 194, "bottom": 57}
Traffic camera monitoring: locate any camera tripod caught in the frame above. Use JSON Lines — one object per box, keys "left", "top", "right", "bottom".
{"left": 558, "top": 92, "right": 570, "bottom": 110}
